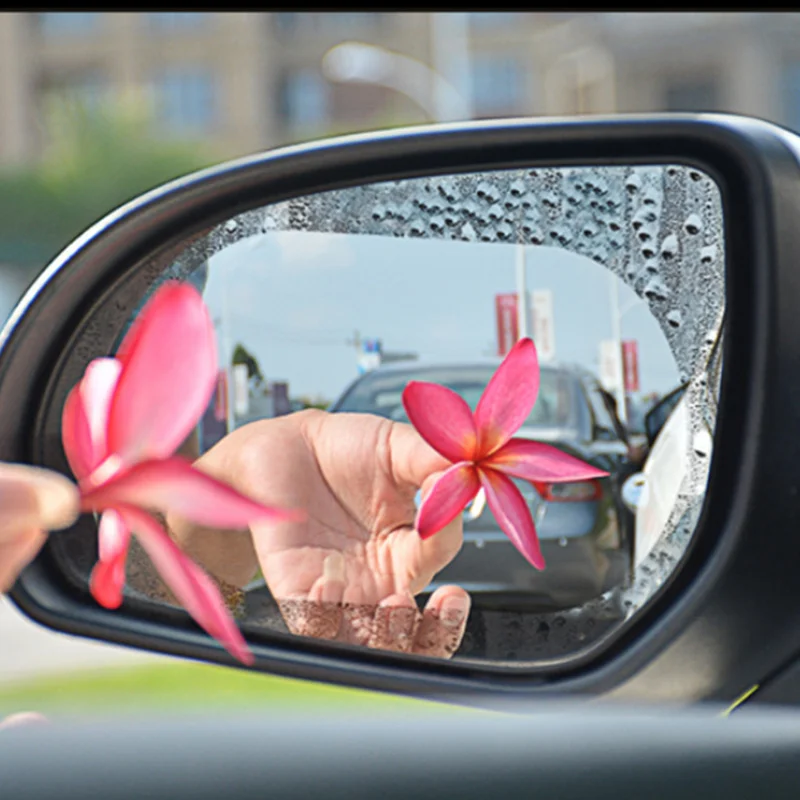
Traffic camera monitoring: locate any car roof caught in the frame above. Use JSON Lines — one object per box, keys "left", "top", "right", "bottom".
{"left": 360, "top": 357, "right": 595, "bottom": 380}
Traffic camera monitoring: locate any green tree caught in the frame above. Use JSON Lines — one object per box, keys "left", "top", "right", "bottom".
{"left": 232, "top": 342, "right": 265, "bottom": 384}
{"left": 0, "top": 92, "right": 218, "bottom": 289}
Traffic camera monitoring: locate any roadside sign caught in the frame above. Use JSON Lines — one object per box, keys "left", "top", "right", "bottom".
{"left": 495, "top": 293, "right": 519, "bottom": 356}
{"left": 531, "top": 289, "right": 556, "bottom": 363}
{"left": 599, "top": 339, "right": 623, "bottom": 393}
{"left": 622, "top": 340, "right": 640, "bottom": 392}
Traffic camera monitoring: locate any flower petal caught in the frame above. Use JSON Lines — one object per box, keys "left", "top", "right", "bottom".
{"left": 488, "top": 437, "right": 609, "bottom": 483}
{"left": 106, "top": 282, "right": 218, "bottom": 467}
{"left": 402, "top": 381, "right": 478, "bottom": 462}
{"left": 478, "top": 467, "right": 545, "bottom": 570}
{"left": 474, "top": 337, "right": 539, "bottom": 457}
{"left": 80, "top": 457, "right": 305, "bottom": 528}
{"left": 97, "top": 508, "right": 131, "bottom": 562}
{"left": 63, "top": 358, "right": 124, "bottom": 481}
{"left": 118, "top": 505, "right": 253, "bottom": 665}
{"left": 416, "top": 462, "right": 479, "bottom": 540}
{"left": 90, "top": 549, "right": 127, "bottom": 610}
{"left": 61, "top": 384, "right": 94, "bottom": 480}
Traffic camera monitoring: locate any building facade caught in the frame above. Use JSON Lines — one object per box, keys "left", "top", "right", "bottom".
{"left": 1, "top": 12, "right": 799, "bottom": 167}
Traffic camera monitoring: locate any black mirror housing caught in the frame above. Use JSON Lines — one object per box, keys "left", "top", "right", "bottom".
{"left": 4, "top": 113, "right": 800, "bottom": 710}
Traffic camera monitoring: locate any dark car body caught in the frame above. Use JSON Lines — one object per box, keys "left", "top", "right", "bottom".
{"left": 328, "top": 359, "right": 635, "bottom": 611}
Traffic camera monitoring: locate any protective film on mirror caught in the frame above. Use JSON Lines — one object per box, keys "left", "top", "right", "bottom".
{"left": 116, "top": 165, "right": 725, "bottom": 666}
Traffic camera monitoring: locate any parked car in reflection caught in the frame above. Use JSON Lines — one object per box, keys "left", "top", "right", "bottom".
{"left": 328, "top": 359, "right": 636, "bottom": 612}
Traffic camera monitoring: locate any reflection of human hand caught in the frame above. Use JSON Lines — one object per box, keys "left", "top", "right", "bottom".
{"left": 169, "top": 410, "right": 471, "bottom": 658}
{"left": 0, "top": 463, "right": 79, "bottom": 593}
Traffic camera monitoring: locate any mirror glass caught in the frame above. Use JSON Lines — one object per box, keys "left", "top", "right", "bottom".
{"left": 50, "top": 163, "right": 725, "bottom": 667}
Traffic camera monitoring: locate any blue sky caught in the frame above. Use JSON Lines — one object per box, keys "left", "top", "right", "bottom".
{"left": 203, "top": 230, "right": 679, "bottom": 401}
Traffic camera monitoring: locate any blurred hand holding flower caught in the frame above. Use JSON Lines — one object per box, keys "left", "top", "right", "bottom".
{"left": 61, "top": 282, "right": 304, "bottom": 665}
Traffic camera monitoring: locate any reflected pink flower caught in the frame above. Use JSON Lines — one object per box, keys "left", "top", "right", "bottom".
{"left": 402, "top": 338, "right": 608, "bottom": 570}
{"left": 62, "top": 282, "right": 304, "bottom": 665}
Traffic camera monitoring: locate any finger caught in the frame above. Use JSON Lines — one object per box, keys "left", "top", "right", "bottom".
{"left": 0, "top": 711, "right": 49, "bottom": 731}
{"left": 278, "top": 553, "right": 346, "bottom": 640}
{"left": 412, "top": 585, "right": 471, "bottom": 659}
{"left": 407, "top": 472, "right": 465, "bottom": 594}
{"left": 0, "top": 528, "right": 47, "bottom": 593}
{"left": 301, "top": 552, "right": 346, "bottom": 640}
{"left": 367, "top": 592, "right": 421, "bottom": 654}
{"left": 0, "top": 464, "right": 78, "bottom": 532}
{"left": 387, "top": 421, "right": 452, "bottom": 491}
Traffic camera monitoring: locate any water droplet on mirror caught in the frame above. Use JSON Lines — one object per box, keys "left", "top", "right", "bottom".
{"left": 666, "top": 309, "right": 683, "bottom": 328}
{"left": 409, "top": 218, "right": 425, "bottom": 237}
{"left": 510, "top": 179, "right": 527, "bottom": 197}
{"left": 684, "top": 213, "right": 703, "bottom": 234}
{"left": 625, "top": 173, "right": 642, "bottom": 194}
{"left": 488, "top": 203, "right": 504, "bottom": 222}
{"left": 643, "top": 276, "right": 670, "bottom": 301}
{"left": 460, "top": 222, "right": 477, "bottom": 241}
{"left": 660, "top": 234, "right": 679, "bottom": 260}
{"left": 495, "top": 222, "right": 513, "bottom": 240}
{"left": 701, "top": 244, "right": 718, "bottom": 264}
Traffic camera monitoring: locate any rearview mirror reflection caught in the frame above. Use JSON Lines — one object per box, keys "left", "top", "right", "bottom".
{"left": 67, "top": 164, "right": 725, "bottom": 665}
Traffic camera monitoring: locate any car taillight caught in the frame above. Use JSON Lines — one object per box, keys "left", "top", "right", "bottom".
{"left": 533, "top": 480, "right": 602, "bottom": 502}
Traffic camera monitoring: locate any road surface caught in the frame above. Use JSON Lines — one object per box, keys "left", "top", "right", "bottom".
{"left": 0, "top": 596, "right": 167, "bottom": 683}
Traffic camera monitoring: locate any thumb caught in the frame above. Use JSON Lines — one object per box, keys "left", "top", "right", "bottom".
{"left": 409, "top": 469, "right": 465, "bottom": 594}
{"left": 0, "top": 464, "right": 79, "bottom": 593}
{"left": 0, "top": 464, "right": 79, "bottom": 533}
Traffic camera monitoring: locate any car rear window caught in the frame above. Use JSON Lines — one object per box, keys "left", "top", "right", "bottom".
{"left": 334, "top": 366, "right": 575, "bottom": 429}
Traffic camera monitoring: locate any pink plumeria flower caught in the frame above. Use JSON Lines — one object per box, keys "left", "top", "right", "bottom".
{"left": 61, "top": 282, "right": 304, "bottom": 665}
{"left": 402, "top": 338, "right": 609, "bottom": 570}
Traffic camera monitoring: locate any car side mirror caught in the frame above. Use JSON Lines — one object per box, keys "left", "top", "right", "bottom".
{"left": 3, "top": 113, "right": 799, "bottom": 711}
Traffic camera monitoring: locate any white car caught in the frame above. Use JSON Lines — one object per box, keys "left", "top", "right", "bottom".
{"left": 622, "top": 384, "right": 714, "bottom": 568}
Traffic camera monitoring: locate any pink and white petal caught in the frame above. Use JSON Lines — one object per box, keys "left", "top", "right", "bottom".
{"left": 80, "top": 457, "right": 305, "bottom": 528}
{"left": 78, "top": 358, "right": 122, "bottom": 465}
{"left": 89, "top": 549, "right": 128, "bottom": 610}
{"left": 474, "top": 338, "right": 540, "bottom": 458}
{"left": 106, "top": 282, "right": 218, "bottom": 467}
{"left": 61, "top": 384, "right": 94, "bottom": 480}
{"left": 478, "top": 467, "right": 545, "bottom": 570}
{"left": 416, "top": 462, "right": 479, "bottom": 540}
{"left": 97, "top": 508, "right": 131, "bottom": 563}
{"left": 488, "top": 437, "right": 609, "bottom": 483}
{"left": 118, "top": 505, "right": 253, "bottom": 665}
{"left": 402, "top": 381, "right": 479, "bottom": 462}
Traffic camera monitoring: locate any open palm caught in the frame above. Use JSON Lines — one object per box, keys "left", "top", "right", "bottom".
{"left": 169, "top": 410, "right": 471, "bottom": 658}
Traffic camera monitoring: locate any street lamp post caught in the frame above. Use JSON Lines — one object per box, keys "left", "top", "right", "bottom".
{"left": 323, "top": 28, "right": 539, "bottom": 351}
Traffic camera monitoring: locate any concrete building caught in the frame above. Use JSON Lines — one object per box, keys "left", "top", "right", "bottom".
{"left": 0, "top": 12, "right": 799, "bottom": 168}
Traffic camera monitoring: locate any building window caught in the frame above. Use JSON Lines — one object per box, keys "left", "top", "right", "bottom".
{"left": 153, "top": 68, "right": 216, "bottom": 135}
{"left": 36, "top": 12, "right": 101, "bottom": 36}
{"left": 279, "top": 69, "right": 330, "bottom": 130}
{"left": 782, "top": 61, "right": 800, "bottom": 132}
{"left": 471, "top": 55, "right": 525, "bottom": 116}
{"left": 273, "top": 12, "right": 381, "bottom": 35}
{"left": 663, "top": 77, "right": 721, "bottom": 112}
{"left": 147, "top": 12, "right": 210, "bottom": 30}
{"left": 468, "top": 12, "right": 524, "bottom": 28}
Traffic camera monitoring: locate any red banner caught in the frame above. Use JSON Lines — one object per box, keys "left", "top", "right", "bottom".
{"left": 622, "top": 340, "right": 640, "bottom": 393}
{"left": 495, "top": 293, "right": 519, "bottom": 356}
{"left": 214, "top": 369, "right": 228, "bottom": 421}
